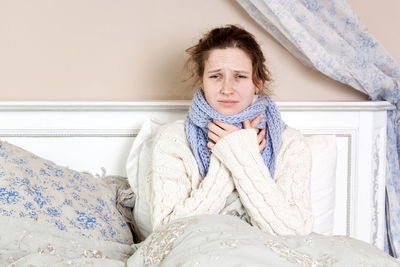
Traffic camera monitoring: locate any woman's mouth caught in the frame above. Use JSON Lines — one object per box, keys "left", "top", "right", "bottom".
{"left": 218, "top": 100, "right": 238, "bottom": 106}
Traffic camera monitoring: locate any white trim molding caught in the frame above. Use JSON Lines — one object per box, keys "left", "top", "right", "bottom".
{"left": 0, "top": 100, "right": 394, "bottom": 112}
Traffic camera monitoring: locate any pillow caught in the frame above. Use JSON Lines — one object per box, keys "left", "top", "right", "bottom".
{"left": 126, "top": 120, "right": 338, "bottom": 238}
{"left": 305, "top": 134, "right": 337, "bottom": 235}
{"left": 0, "top": 141, "right": 133, "bottom": 244}
{"left": 126, "top": 118, "right": 163, "bottom": 241}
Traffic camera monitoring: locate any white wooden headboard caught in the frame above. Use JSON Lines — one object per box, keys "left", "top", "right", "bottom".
{"left": 0, "top": 101, "right": 394, "bottom": 250}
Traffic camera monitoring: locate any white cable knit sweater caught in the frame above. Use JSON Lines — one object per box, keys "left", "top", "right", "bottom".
{"left": 149, "top": 120, "right": 313, "bottom": 236}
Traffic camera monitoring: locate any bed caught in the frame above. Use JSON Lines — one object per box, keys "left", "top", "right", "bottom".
{"left": 0, "top": 100, "right": 397, "bottom": 266}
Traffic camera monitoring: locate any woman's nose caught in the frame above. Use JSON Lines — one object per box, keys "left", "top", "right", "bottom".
{"left": 220, "top": 78, "right": 234, "bottom": 95}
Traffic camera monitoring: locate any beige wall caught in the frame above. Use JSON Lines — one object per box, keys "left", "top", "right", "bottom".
{"left": 1, "top": 0, "right": 399, "bottom": 101}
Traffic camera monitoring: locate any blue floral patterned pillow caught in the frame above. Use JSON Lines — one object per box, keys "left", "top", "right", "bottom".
{"left": 0, "top": 141, "right": 133, "bottom": 244}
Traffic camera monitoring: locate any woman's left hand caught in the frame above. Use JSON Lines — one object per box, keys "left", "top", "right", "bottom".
{"left": 207, "top": 120, "right": 240, "bottom": 149}
{"left": 243, "top": 114, "right": 267, "bottom": 152}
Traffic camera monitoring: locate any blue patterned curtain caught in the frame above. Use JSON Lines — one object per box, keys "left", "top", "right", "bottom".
{"left": 236, "top": 0, "right": 400, "bottom": 257}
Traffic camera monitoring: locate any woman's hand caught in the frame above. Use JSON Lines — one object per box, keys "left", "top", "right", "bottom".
{"left": 207, "top": 120, "right": 240, "bottom": 149}
{"left": 207, "top": 114, "right": 267, "bottom": 152}
{"left": 243, "top": 114, "right": 267, "bottom": 152}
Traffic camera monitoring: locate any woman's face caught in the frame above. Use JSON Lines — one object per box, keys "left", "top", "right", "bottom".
{"left": 201, "top": 48, "right": 259, "bottom": 116}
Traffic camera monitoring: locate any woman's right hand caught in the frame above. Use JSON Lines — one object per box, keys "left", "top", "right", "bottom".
{"left": 243, "top": 114, "right": 266, "bottom": 152}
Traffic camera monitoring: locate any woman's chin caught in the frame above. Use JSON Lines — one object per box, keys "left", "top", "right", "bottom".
{"left": 217, "top": 107, "right": 243, "bottom": 116}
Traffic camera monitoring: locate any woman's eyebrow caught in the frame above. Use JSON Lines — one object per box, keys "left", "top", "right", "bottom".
{"left": 233, "top": 70, "right": 250, "bottom": 74}
{"left": 207, "top": 69, "right": 250, "bottom": 74}
{"left": 207, "top": 69, "right": 222, "bottom": 73}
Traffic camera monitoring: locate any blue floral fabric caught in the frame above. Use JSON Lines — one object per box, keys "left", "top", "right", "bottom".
{"left": 237, "top": 0, "right": 400, "bottom": 257}
{"left": 0, "top": 141, "right": 133, "bottom": 244}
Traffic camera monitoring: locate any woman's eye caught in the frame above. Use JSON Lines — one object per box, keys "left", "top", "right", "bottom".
{"left": 210, "top": 75, "right": 220, "bottom": 79}
{"left": 236, "top": 75, "right": 247, "bottom": 79}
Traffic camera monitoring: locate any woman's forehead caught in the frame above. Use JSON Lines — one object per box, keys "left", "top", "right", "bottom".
{"left": 204, "top": 48, "right": 253, "bottom": 71}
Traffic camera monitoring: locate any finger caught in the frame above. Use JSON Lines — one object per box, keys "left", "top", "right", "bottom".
{"left": 208, "top": 122, "right": 227, "bottom": 137}
{"left": 257, "top": 128, "right": 266, "bottom": 139}
{"left": 243, "top": 119, "right": 251, "bottom": 129}
{"left": 208, "top": 130, "right": 221, "bottom": 143}
{"left": 259, "top": 138, "right": 266, "bottom": 152}
{"left": 207, "top": 141, "right": 215, "bottom": 149}
{"left": 257, "top": 128, "right": 265, "bottom": 143}
{"left": 213, "top": 120, "right": 240, "bottom": 132}
{"left": 250, "top": 114, "right": 263, "bottom": 128}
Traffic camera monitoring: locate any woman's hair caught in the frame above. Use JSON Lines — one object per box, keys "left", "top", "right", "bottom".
{"left": 185, "top": 24, "right": 272, "bottom": 95}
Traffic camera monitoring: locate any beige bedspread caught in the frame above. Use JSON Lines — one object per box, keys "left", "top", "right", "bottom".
{"left": 1, "top": 215, "right": 398, "bottom": 267}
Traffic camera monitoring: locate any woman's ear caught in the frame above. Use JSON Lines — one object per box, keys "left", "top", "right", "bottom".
{"left": 255, "top": 80, "right": 263, "bottom": 94}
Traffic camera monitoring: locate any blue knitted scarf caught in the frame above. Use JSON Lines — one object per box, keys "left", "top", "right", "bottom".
{"left": 186, "top": 89, "right": 286, "bottom": 178}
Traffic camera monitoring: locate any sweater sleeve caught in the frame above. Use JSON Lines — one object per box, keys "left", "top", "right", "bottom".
{"left": 149, "top": 124, "right": 235, "bottom": 231}
{"left": 211, "top": 128, "right": 313, "bottom": 235}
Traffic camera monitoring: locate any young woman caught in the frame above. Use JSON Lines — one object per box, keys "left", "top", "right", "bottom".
{"left": 144, "top": 25, "right": 312, "bottom": 239}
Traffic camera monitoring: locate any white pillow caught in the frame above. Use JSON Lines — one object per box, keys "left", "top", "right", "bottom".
{"left": 127, "top": 120, "right": 338, "bottom": 238}
{"left": 305, "top": 134, "right": 337, "bottom": 235}
{"left": 126, "top": 119, "right": 163, "bottom": 241}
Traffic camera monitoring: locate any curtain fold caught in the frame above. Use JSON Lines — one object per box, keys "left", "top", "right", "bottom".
{"left": 236, "top": 0, "right": 400, "bottom": 257}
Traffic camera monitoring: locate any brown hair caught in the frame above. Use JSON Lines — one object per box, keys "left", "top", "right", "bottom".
{"left": 185, "top": 24, "right": 272, "bottom": 95}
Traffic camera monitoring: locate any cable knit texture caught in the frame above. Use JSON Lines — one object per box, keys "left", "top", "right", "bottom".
{"left": 149, "top": 120, "right": 313, "bottom": 236}
{"left": 186, "top": 89, "right": 286, "bottom": 178}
